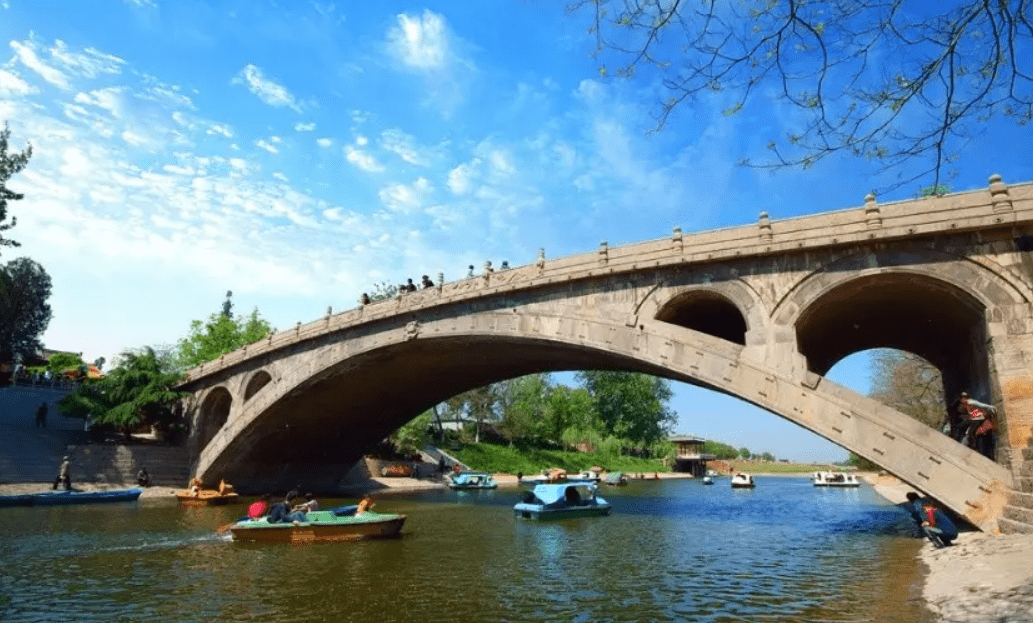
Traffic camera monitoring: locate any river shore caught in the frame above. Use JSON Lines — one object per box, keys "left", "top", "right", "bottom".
{"left": 864, "top": 473, "right": 1033, "bottom": 622}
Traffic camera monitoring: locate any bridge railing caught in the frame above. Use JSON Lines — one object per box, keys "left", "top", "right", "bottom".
{"left": 184, "top": 177, "right": 1033, "bottom": 384}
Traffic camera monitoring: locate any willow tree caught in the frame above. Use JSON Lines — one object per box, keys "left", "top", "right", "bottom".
{"left": 570, "top": 0, "right": 1033, "bottom": 190}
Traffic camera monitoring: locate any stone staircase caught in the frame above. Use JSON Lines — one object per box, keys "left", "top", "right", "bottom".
{"left": 1000, "top": 444, "right": 1033, "bottom": 534}
{"left": 65, "top": 443, "right": 191, "bottom": 487}
{"left": 1, "top": 385, "right": 191, "bottom": 488}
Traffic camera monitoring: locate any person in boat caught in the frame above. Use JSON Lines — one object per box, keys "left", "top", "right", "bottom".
{"left": 188, "top": 477, "right": 204, "bottom": 497}
{"left": 136, "top": 467, "right": 151, "bottom": 487}
{"left": 53, "top": 456, "right": 71, "bottom": 491}
{"left": 267, "top": 491, "right": 307, "bottom": 524}
{"left": 247, "top": 494, "right": 271, "bottom": 520}
{"left": 355, "top": 496, "right": 375, "bottom": 516}
{"left": 217, "top": 479, "right": 235, "bottom": 496}
{"left": 905, "top": 492, "right": 958, "bottom": 547}
{"left": 293, "top": 493, "right": 319, "bottom": 513}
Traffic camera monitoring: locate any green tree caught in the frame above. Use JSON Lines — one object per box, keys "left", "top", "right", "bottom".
{"left": 738, "top": 447, "right": 751, "bottom": 460}
{"left": 46, "top": 352, "right": 85, "bottom": 376}
{"left": 58, "top": 347, "right": 185, "bottom": 432}
{"left": 702, "top": 440, "right": 739, "bottom": 460}
{"left": 760, "top": 452, "right": 775, "bottom": 462}
{"left": 175, "top": 293, "right": 274, "bottom": 369}
{"left": 0, "top": 257, "right": 52, "bottom": 363}
{"left": 0, "top": 122, "right": 32, "bottom": 253}
{"left": 576, "top": 370, "right": 677, "bottom": 447}
{"left": 391, "top": 411, "right": 433, "bottom": 455}
{"left": 570, "top": 1, "right": 1032, "bottom": 190}
{"left": 497, "top": 374, "right": 555, "bottom": 442}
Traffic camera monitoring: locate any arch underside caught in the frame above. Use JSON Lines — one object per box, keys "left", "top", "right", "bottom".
{"left": 195, "top": 313, "right": 1009, "bottom": 529}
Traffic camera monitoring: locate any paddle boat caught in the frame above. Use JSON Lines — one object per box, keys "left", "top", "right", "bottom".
{"left": 522, "top": 468, "right": 569, "bottom": 485}
{"left": 603, "top": 471, "right": 628, "bottom": 486}
{"left": 567, "top": 470, "right": 601, "bottom": 484}
{"left": 513, "top": 483, "right": 612, "bottom": 520}
{"left": 702, "top": 476, "right": 714, "bottom": 485}
{"left": 0, "top": 488, "right": 142, "bottom": 507}
{"left": 812, "top": 471, "right": 861, "bottom": 488}
{"left": 228, "top": 502, "right": 406, "bottom": 544}
{"left": 730, "top": 473, "right": 756, "bottom": 489}
{"left": 175, "top": 479, "right": 240, "bottom": 506}
{"left": 449, "top": 471, "right": 497, "bottom": 490}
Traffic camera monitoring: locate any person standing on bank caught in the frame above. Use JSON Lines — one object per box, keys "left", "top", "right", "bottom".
{"left": 36, "top": 401, "right": 47, "bottom": 428}
{"left": 53, "top": 456, "right": 71, "bottom": 490}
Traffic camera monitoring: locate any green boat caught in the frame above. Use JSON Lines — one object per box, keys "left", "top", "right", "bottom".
{"left": 229, "top": 508, "right": 406, "bottom": 544}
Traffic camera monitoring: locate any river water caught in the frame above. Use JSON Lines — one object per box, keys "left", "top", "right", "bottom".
{"left": 0, "top": 477, "right": 931, "bottom": 623}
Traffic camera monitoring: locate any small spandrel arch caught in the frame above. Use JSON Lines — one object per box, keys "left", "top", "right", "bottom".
{"left": 244, "top": 370, "right": 272, "bottom": 402}
{"left": 198, "top": 387, "right": 232, "bottom": 453}
{"left": 655, "top": 290, "right": 748, "bottom": 345}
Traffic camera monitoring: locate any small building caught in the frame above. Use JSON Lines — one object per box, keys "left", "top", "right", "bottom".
{"left": 670, "top": 434, "right": 716, "bottom": 477}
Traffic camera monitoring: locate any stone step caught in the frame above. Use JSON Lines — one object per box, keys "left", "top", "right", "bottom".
{"left": 1008, "top": 490, "right": 1033, "bottom": 510}
{"left": 1020, "top": 461, "right": 1033, "bottom": 477}
{"left": 1016, "top": 476, "right": 1033, "bottom": 494}
{"left": 998, "top": 517, "right": 1033, "bottom": 535}
{"left": 1022, "top": 447, "right": 1033, "bottom": 462}
{"left": 1002, "top": 504, "right": 1033, "bottom": 525}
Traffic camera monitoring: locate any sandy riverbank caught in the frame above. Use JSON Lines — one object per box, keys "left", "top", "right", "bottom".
{"left": 864, "top": 473, "right": 1033, "bottom": 622}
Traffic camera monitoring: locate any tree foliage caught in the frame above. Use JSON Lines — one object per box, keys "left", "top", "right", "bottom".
{"left": 0, "top": 257, "right": 52, "bottom": 362}
{"left": 702, "top": 439, "right": 739, "bottom": 459}
{"left": 570, "top": 0, "right": 1033, "bottom": 190}
{"left": 58, "top": 347, "right": 186, "bottom": 430}
{"left": 175, "top": 293, "right": 274, "bottom": 369}
{"left": 45, "top": 352, "right": 85, "bottom": 376}
{"left": 0, "top": 122, "right": 32, "bottom": 253}
{"left": 869, "top": 348, "right": 945, "bottom": 428}
{"left": 576, "top": 370, "right": 677, "bottom": 446}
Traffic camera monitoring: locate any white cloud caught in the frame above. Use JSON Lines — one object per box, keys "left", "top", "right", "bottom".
{"left": 0, "top": 69, "right": 36, "bottom": 95}
{"left": 74, "top": 87, "right": 125, "bottom": 118}
{"left": 255, "top": 139, "right": 279, "bottom": 154}
{"left": 10, "top": 40, "right": 70, "bottom": 89}
{"left": 355, "top": 135, "right": 368, "bottom": 146}
{"left": 124, "top": 0, "right": 157, "bottom": 7}
{"left": 294, "top": 122, "right": 316, "bottom": 131}
{"left": 273, "top": 171, "right": 289, "bottom": 182}
{"left": 207, "top": 123, "right": 234, "bottom": 138}
{"left": 387, "top": 10, "right": 450, "bottom": 70}
{"left": 344, "top": 146, "right": 383, "bottom": 172}
{"left": 231, "top": 64, "right": 302, "bottom": 112}
{"left": 49, "top": 40, "right": 125, "bottom": 79}
{"left": 380, "top": 128, "right": 431, "bottom": 166}
{"left": 316, "top": 137, "right": 332, "bottom": 148}
{"left": 378, "top": 177, "right": 433, "bottom": 213}
{"left": 447, "top": 159, "right": 480, "bottom": 195}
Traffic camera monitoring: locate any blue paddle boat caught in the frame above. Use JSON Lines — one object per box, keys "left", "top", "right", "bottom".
{"left": 448, "top": 471, "right": 498, "bottom": 490}
{"left": 0, "top": 488, "right": 143, "bottom": 507}
{"left": 513, "top": 483, "right": 611, "bottom": 520}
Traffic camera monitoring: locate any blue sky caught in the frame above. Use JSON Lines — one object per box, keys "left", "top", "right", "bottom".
{"left": 2, "top": 1, "right": 1031, "bottom": 461}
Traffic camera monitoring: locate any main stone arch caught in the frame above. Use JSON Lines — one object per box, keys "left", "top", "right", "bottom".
{"left": 189, "top": 305, "right": 1010, "bottom": 530}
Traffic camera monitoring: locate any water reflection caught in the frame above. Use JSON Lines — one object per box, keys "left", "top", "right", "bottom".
{"left": 0, "top": 478, "right": 929, "bottom": 622}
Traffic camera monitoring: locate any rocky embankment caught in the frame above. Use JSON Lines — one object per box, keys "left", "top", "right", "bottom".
{"left": 865, "top": 474, "right": 1033, "bottom": 623}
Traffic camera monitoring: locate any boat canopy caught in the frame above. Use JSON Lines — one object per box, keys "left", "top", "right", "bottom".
{"left": 531, "top": 483, "right": 597, "bottom": 505}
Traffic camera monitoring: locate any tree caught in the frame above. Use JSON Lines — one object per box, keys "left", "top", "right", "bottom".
{"left": 391, "top": 411, "right": 433, "bottom": 455}
{"left": 497, "top": 374, "right": 555, "bottom": 442}
{"left": 738, "top": 447, "right": 751, "bottom": 460}
{"left": 570, "top": 1, "right": 1033, "bottom": 190}
{"left": 0, "top": 122, "right": 32, "bottom": 252}
{"left": 175, "top": 293, "right": 274, "bottom": 369}
{"left": 58, "top": 346, "right": 185, "bottom": 432}
{"left": 46, "top": 352, "right": 85, "bottom": 376}
{"left": 702, "top": 439, "right": 739, "bottom": 460}
{"left": 869, "top": 349, "right": 945, "bottom": 428}
{"left": 576, "top": 370, "right": 677, "bottom": 446}
{"left": 0, "top": 257, "right": 52, "bottom": 363}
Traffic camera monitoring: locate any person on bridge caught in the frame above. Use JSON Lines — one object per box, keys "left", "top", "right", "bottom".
{"left": 35, "top": 402, "right": 47, "bottom": 428}
{"left": 53, "top": 456, "right": 71, "bottom": 490}
{"left": 959, "top": 392, "right": 997, "bottom": 460}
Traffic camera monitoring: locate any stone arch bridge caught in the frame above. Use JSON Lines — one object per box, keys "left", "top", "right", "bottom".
{"left": 180, "top": 175, "right": 1033, "bottom": 532}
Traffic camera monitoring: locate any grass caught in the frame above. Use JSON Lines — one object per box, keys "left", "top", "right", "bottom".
{"left": 724, "top": 462, "right": 848, "bottom": 474}
{"left": 451, "top": 442, "right": 668, "bottom": 475}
